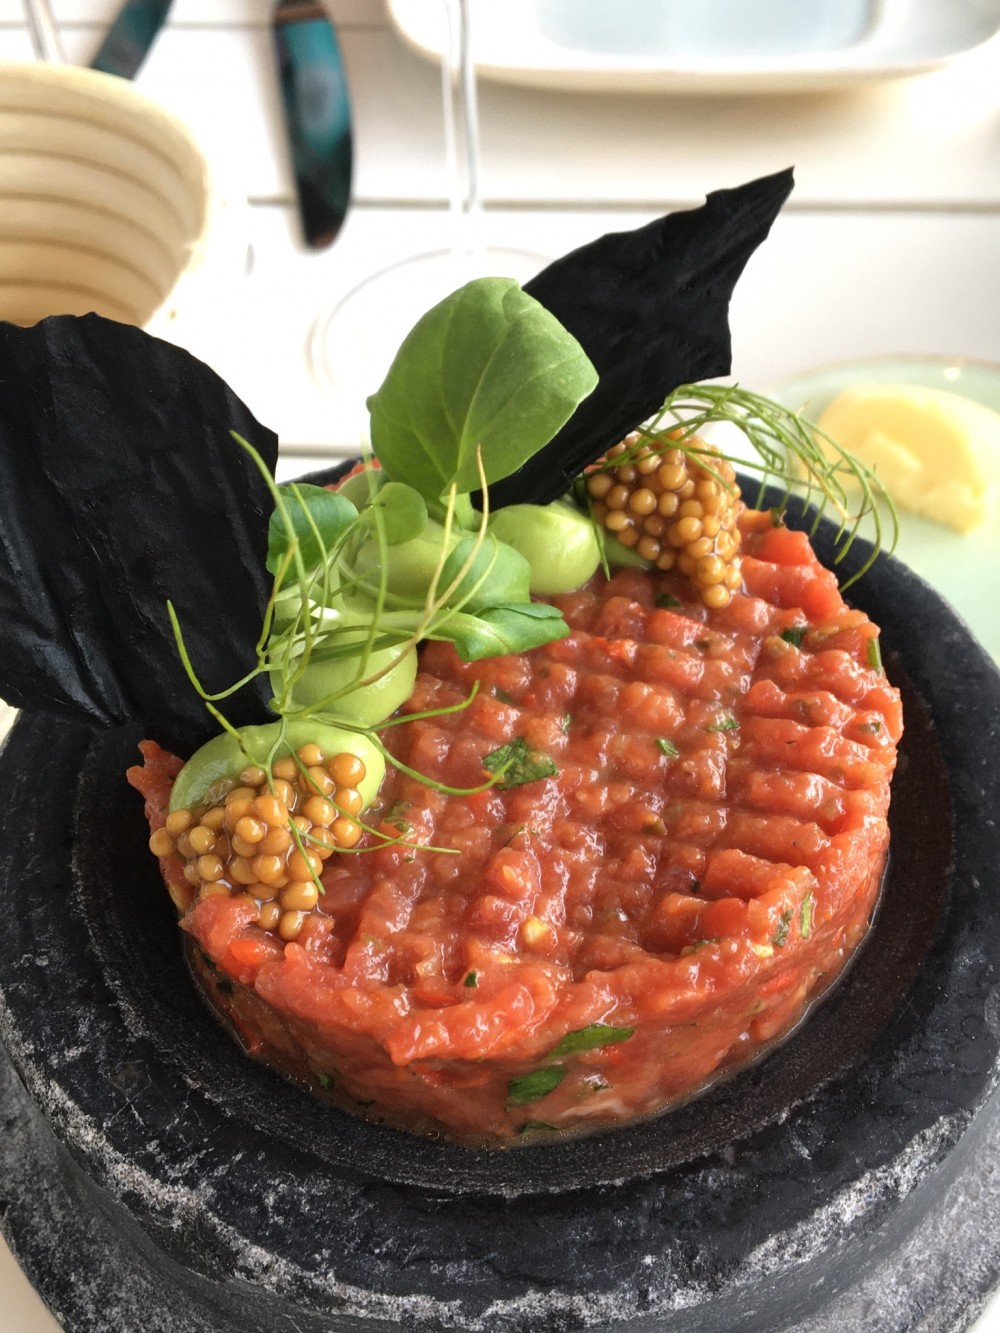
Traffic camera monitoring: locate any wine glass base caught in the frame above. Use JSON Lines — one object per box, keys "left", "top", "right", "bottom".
{"left": 308, "top": 245, "right": 549, "bottom": 403}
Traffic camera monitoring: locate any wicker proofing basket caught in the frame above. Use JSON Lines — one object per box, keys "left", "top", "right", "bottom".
{"left": 0, "top": 62, "right": 214, "bottom": 329}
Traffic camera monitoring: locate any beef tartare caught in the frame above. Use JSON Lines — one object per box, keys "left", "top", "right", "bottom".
{"left": 129, "top": 500, "right": 901, "bottom": 1144}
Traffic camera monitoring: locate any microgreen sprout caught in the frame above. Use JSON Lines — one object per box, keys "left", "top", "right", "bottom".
{"left": 592, "top": 383, "right": 898, "bottom": 589}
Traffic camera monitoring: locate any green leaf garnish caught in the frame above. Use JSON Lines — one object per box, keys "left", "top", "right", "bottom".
{"left": 434, "top": 603, "right": 570, "bottom": 662}
{"left": 706, "top": 714, "right": 739, "bottom": 733}
{"left": 266, "top": 482, "right": 357, "bottom": 576}
{"left": 655, "top": 737, "right": 679, "bottom": 757}
{"left": 780, "top": 626, "right": 808, "bottom": 647}
{"left": 463, "top": 970, "right": 478, "bottom": 988}
{"left": 438, "top": 533, "right": 531, "bottom": 613}
{"left": 655, "top": 593, "right": 682, "bottom": 609}
{"left": 483, "top": 737, "right": 559, "bottom": 790}
{"left": 507, "top": 1066, "right": 566, "bottom": 1107}
{"left": 772, "top": 908, "right": 794, "bottom": 948}
{"left": 867, "top": 636, "right": 883, "bottom": 672}
{"left": 550, "top": 1023, "right": 635, "bottom": 1057}
{"left": 367, "top": 277, "right": 598, "bottom": 503}
{"left": 359, "top": 480, "right": 428, "bottom": 545}
{"left": 517, "top": 1120, "right": 558, "bottom": 1133}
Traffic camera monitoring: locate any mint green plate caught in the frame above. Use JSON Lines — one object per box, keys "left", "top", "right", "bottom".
{"left": 769, "top": 356, "right": 1000, "bottom": 663}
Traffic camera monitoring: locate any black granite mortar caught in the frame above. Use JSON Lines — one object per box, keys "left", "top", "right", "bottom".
{"left": 1, "top": 505, "right": 999, "bottom": 1332}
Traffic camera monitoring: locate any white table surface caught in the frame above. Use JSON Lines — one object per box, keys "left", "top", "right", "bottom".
{"left": 1, "top": 0, "right": 999, "bottom": 1328}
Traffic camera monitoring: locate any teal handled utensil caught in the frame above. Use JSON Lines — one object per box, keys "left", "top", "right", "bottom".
{"left": 272, "top": 0, "right": 353, "bottom": 249}
{"left": 90, "top": 0, "right": 173, "bottom": 79}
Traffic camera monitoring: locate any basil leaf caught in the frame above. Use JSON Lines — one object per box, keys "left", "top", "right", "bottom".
{"left": 433, "top": 603, "right": 569, "bottom": 662}
{"left": 439, "top": 534, "right": 531, "bottom": 614}
{"left": 550, "top": 1023, "right": 635, "bottom": 1057}
{"left": 507, "top": 1066, "right": 566, "bottom": 1107}
{"left": 266, "top": 483, "right": 357, "bottom": 575}
{"left": 367, "top": 277, "right": 598, "bottom": 502}
{"left": 483, "top": 736, "right": 559, "bottom": 790}
{"left": 360, "top": 480, "right": 428, "bottom": 545}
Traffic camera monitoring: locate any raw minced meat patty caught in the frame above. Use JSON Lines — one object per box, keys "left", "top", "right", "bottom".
{"left": 129, "top": 509, "right": 901, "bottom": 1144}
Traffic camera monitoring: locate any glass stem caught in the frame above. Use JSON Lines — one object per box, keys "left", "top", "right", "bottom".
{"left": 22, "top": 0, "right": 64, "bottom": 62}
{"left": 442, "top": 0, "right": 484, "bottom": 262}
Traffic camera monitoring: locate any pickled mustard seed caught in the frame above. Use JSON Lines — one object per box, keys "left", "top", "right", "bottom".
{"left": 483, "top": 737, "right": 559, "bottom": 790}
{"left": 588, "top": 439, "right": 744, "bottom": 608}
{"left": 149, "top": 742, "right": 367, "bottom": 935}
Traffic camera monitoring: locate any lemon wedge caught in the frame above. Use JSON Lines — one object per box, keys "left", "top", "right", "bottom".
{"left": 817, "top": 383, "right": 1000, "bottom": 533}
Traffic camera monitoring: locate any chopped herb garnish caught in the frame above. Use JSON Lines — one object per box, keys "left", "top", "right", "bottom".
{"left": 383, "top": 799, "right": 413, "bottom": 832}
{"left": 655, "top": 593, "right": 682, "bottom": 609}
{"left": 507, "top": 1066, "right": 566, "bottom": 1106}
{"left": 483, "top": 736, "right": 559, "bottom": 790}
{"left": 655, "top": 737, "right": 680, "bottom": 758}
{"left": 772, "top": 908, "right": 794, "bottom": 948}
{"left": 463, "top": 970, "right": 478, "bottom": 988}
{"left": 780, "top": 626, "right": 807, "bottom": 647}
{"left": 517, "top": 1121, "right": 558, "bottom": 1134}
{"left": 493, "top": 687, "right": 516, "bottom": 705}
{"left": 316, "top": 1071, "right": 332, "bottom": 1089}
{"left": 690, "top": 937, "right": 720, "bottom": 950}
{"left": 560, "top": 712, "right": 573, "bottom": 732}
{"left": 867, "top": 637, "right": 883, "bottom": 672}
{"left": 706, "top": 714, "right": 739, "bottom": 733}
{"left": 800, "top": 891, "right": 814, "bottom": 941}
{"left": 550, "top": 1023, "right": 635, "bottom": 1057}
{"left": 770, "top": 505, "right": 786, "bottom": 527}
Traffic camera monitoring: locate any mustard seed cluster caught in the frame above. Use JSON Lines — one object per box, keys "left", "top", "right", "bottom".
{"left": 149, "top": 745, "right": 366, "bottom": 941}
{"left": 586, "top": 438, "right": 744, "bottom": 608}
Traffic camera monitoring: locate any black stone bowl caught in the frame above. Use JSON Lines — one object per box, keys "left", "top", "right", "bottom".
{"left": 2, "top": 492, "right": 1000, "bottom": 1333}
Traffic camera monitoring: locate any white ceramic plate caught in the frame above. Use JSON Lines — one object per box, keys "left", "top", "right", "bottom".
{"left": 387, "top": 0, "right": 1000, "bottom": 93}
{"left": 769, "top": 355, "right": 1000, "bottom": 663}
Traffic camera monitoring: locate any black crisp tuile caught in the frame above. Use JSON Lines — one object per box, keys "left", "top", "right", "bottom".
{"left": 0, "top": 315, "right": 278, "bottom": 755}
{"left": 487, "top": 168, "right": 794, "bottom": 509}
